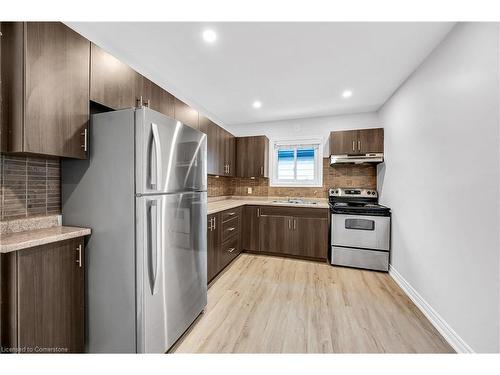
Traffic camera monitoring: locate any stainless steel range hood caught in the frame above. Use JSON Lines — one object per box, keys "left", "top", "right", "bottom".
{"left": 330, "top": 153, "right": 384, "bottom": 165}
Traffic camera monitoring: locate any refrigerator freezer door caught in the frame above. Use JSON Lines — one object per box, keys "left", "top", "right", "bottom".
{"left": 135, "top": 108, "right": 207, "bottom": 195}
{"left": 136, "top": 192, "right": 207, "bottom": 353}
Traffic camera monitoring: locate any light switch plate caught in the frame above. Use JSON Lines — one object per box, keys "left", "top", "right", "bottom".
{"left": 247, "top": 187, "right": 252, "bottom": 194}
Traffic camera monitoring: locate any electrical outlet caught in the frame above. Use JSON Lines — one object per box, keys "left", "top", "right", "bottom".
{"left": 247, "top": 187, "right": 253, "bottom": 194}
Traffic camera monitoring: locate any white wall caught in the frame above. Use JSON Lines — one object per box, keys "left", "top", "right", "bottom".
{"left": 378, "top": 23, "right": 500, "bottom": 352}
{"left": 226, "top": 112, "right": 380, "bottom": 157}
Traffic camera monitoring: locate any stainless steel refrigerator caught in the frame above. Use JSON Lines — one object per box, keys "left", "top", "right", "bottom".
{"left": 61, "top": 107, "right": 207, "bottom": 353}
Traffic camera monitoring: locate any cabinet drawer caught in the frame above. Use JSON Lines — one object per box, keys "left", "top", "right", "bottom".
{"left": 221, "top": 207, "right": 241, "bottom": 222}
{"left": 221, "top": 215, "right": 240, "bottom": 242}
{"left": 259, "top": 206, "right": 328, "bottom": 219}
{"left": 219, "top": 236, "right": 240, "bottom": 270}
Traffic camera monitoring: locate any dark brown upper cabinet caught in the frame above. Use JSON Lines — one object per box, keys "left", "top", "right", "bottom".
{"left": 205, "top": 119, "right": 235, "bottom": 177}
{"left": 174, "top": 98, "right": 199, "bottom": 130}
{"left": 140, "top": 77, "right": 175, "bottom": 118}
{"left": 221, "top": 128, "right": 235, "bottom": 177}
{"left": 358, "top": 128, "right": 384, "bottom": 153}
{"left": 1, "top": 22, "right": 90, "bottom": 159}
{"left": 1, "top": 237, "right": 85, "bottom": 353}
{"left": 206, "top": 119, "right": 222, "bottom": 175}
{"left": 236, "top": 136, "right": 269, "bottom": 178}
{"left": 330, "top": 128, "right": 384, "bottom": 155}
{"left": 90, "top": 43, "right": 142, "bottom": 110}
{"left": 198, "top": 115, "right": 210, "bottom": 135}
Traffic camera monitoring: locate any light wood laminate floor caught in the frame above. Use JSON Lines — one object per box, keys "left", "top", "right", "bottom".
{"left": 172, "top": 254, "right": 454, "bottom": 353}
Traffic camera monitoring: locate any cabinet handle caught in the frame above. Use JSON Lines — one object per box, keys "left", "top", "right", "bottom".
{"left": 288, "top": 219, "right": 291, "bottom": 230}
{"left": 293, "top": 219, "right": 296, "bottom": 230}
{"left": 227, "top": 227, "right": 236, "bottom": 232}
{"left": 81, "top": 128, "right": 88, "bottom": 152}
{"left": 260, "top": 166, "right": 264, "bottom": 176}
{"left": 228, "top": 247, "right": 236, "bottom": 253}
{"left": 136, "top": 96, "right": 143, "bottom": 108}
{"left": 76, "top": 244, "right": 83, "bottom": 268}
{"left": 352, "top": 140, "right": 355, "bottom": 151}
{"left": 227, "top": 212, "right": 236, "bottom": 216}
{"left": 358, "top": 140, "right": 361, "bottom": 151}
{"left": 257, "top": 208, "right": 260, "bottom": 217}
{"left": 213, "top": 217, "right": 216, "bottom": 230}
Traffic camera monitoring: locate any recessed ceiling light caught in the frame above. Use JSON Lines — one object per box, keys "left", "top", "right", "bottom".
{"left": 202, "top": 29, "right": 217, "bottom": 43}
{"left": 252, "top": 101, "right": 262, "bottom": 109}
{"left": 342, "top": 90, "right": 353, "bottom": 98}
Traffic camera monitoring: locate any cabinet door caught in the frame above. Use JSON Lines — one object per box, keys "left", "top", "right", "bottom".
{"left": 198, "top": 115, "right": 210, "bottom": 135}
{"left": 140, "top": 77, "right": 175, "bottom": 118}
{"left": 236, "top": 136, "right": 269, "bottom": 178}
{"left": 259, "top": 215, "right": 291, "bottom": 254}
{"left": 242, "top": 206, "right": 260, "bottom": 251}
{"left": 225, "top": 131, "right": 236, "bottom": 177}
{"left": 174, "top": 98, "right": 199, "bottom": 130}
{"left": 207, "top": 120, "right": 221, "bottom": 175}
{"left": 359, "top": 128, "right": 384, "bottom": 154}
{"left": 329, "top": 130, "right": 359, "bottom": 155}
{"left": 218, "top": 126, "right": 227, "bottom": 175}
{"left": 24, "top": 22, "right": 90, "bottom": 159}
{"left": 16, "top": 238, "right": 85, "bottom": 353}
{"left": 292, "top": 217, "right": 329, "bottom": 260}
{"left": 90, "top": 43, "right": 140, "bottom": 110}
{"left": 207, "top": 214, "right": 219, "bottom": 283}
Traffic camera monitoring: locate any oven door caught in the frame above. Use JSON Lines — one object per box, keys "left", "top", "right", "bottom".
{"left": 331, "top": 214, "right": 390, "bottom": 251}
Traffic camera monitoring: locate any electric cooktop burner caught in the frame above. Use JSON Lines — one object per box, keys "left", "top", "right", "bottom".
{"left": 328, "top": 188, "right": 391, "bottom": 217}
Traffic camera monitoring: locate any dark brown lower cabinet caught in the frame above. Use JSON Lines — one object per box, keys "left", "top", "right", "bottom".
{"left": 290, "top": 217, "right": 329, "bottom": 259}
{"left": 242, "top": 206, "right": 260, "bottom": 251}
{"left": 1, "top": 237, "right": 85, "bottom": 353}
{"left": 256, "top": 206, "right": 329, "bottom": 261}
{"left": 207, "top": 208, "right": 242, "bottom": 285}
{"left": 207, "top": 213, "right": 220, "bottom": 283}
{"left": 258, "top": 215, "right": 290, "bottom": 255}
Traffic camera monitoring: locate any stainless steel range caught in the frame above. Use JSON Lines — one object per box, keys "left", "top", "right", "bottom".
{"left": 329, "top": 188, "right": 391, "bottom": 272}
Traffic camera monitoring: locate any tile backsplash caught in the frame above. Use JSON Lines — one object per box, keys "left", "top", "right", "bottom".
{"left": 0, "top": 154, "right": 61, "bottom": 221}
{"left": 208, "top": 158, "right": 377, "bottom": 198}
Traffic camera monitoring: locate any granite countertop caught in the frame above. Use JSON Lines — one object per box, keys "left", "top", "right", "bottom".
{"left": 207, "top": 196, "right": 329, "bottom": 215}
{"left": 1, "top": 226, "right": 91, "bottom": 254}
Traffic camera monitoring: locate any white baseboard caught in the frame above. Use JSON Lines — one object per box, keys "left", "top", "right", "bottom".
{"left": 389, "top": 265, "right": 474, "bottom": 353}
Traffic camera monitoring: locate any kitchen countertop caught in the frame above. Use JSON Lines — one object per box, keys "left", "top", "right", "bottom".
{"left": 207, "top": 196, "right": 329, "bottom": 215}
{"left": 1, "top": 226, "right": 92, "bottom": 254}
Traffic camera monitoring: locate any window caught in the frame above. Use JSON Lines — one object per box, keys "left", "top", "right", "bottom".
{"left": 270, "top": 139, "right": 323, "bottom": 187}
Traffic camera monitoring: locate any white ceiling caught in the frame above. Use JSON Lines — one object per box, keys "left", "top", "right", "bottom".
{"left": 68, "top": 22, "right": 454, "bottom": 127}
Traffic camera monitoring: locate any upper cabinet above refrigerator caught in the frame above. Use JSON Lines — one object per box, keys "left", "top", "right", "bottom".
{"left": 90, "top": 43, "right": 142, "bottom": 110}
{"left": 1, "top": 22, "right": 90, "bottom": 159}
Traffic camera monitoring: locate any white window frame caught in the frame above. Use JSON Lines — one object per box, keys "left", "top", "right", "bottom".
{"left": 270, "top": 138, "right": 323, "bottom": 187}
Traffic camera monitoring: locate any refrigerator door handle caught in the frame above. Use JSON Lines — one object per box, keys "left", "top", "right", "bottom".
{"left": 147, "top": 199, "right": 161, "bottom": 295}
{"left": 150, "top": 123, "right": 162, "bottom": 190}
